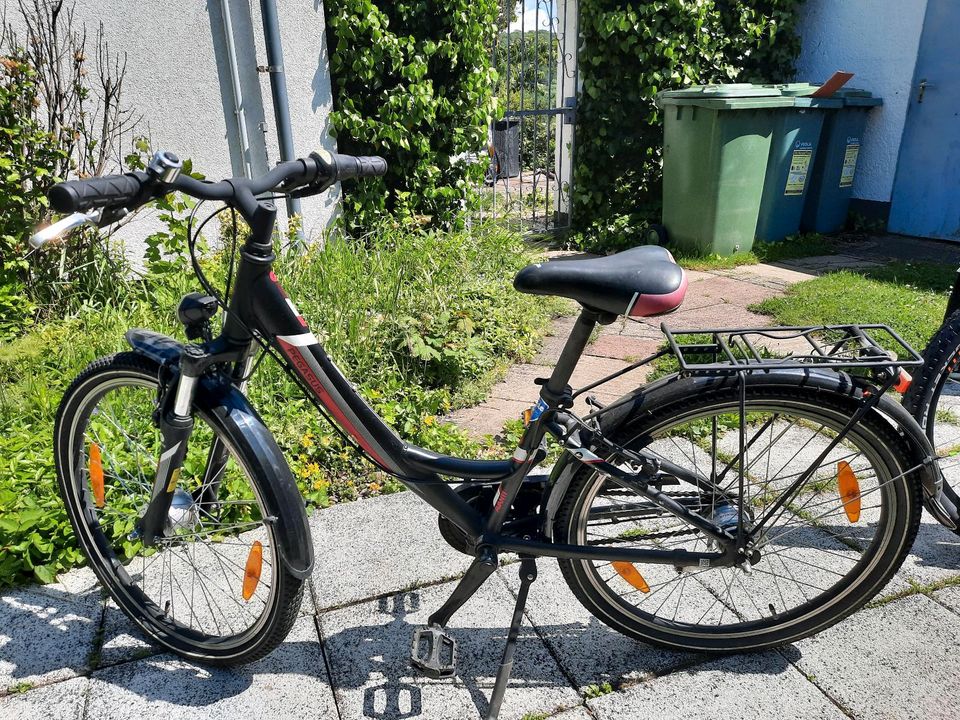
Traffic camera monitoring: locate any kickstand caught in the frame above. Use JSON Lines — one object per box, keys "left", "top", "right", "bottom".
{"left": 486, "top": 556, "right": 538, "bottom": 720}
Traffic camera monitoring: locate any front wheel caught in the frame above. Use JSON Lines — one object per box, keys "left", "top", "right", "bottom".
{"left": 54, "top": 352, "right": 304, "bottom": 665}
{"left": 555, "top": 376, "right": 921, "bottom": 652}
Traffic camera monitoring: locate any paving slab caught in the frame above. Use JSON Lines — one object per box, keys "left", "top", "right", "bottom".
{"left": 308, "top": 490, "right": 471, "bottom": 610}
{"left": 781, "top": 254, "right": 883, "bottom": 271}
{"left": 447, "top": 400, "right": 529, "bottom": 438}
{"left": 533, "top": 314, "right": 578, "bottom": 366}
{"left": 893, "top": 513, "right": 960, "bottom": 587}
{"left": 930, "top": 583, "right": 960, "bottom": 615}
{"left": 587, "top": 651, "right": 846, "bottom": 720}
{"left": 319, "top": 576, "right": 580, "bottom": 720}
{"left": 790, "top": 593, "right": 960, "bottom": 720}
{"left": 497, "top": 559, "right": 699, "bottom": 689}
{"left": 729, "top": 264, "right": 818, "bottom": 289}
{"left": 685, "top": 275, "right": 783, "bottom": 307}
{"left": 610, "top": 316, "right": 667, "bottom": 341}
{"left": 85, "top": 614, "right": 335, "bottom": 720}
{"left": 643, "top": 301, "right": 771, "bottom": 333}
{"left": 0, "top": 676, "right": 87, "bottom": 720}
{"left": 0, "top": 582, "right": 102, "bottom": 691}
{"left": 585, "top": 334, "right": 661, "bottom": 362}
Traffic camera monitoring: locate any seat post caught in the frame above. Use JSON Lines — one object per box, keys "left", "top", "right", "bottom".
{"left": 544, "top": 308, "right": 604, "bottom": 400}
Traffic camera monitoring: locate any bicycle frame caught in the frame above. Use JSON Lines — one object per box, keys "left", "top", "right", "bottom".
{"left": 135, "top": 197, "right": 742, "bottom": 570}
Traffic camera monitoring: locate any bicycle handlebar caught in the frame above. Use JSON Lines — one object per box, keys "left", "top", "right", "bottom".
{"left": 46, "top": 150, "right": 388, "bottom": 217}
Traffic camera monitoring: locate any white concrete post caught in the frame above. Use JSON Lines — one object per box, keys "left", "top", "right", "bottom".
{"left": 554, "top": 0, "right": 578, "bottom": 225}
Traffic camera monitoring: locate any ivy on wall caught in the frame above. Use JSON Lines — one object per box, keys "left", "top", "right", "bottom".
{"left": 324, "top": 0, "right": 499, "bottom": 232}
{"left": 572, "top": 0, "right": 803, "bottom": 249}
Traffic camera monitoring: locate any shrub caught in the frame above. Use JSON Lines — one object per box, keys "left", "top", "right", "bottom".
{"left": 0, "top": 0, "right": 139, "bottom": 336}
{"left": 324, "top": 0, "right": 499, "bottom": 232}
{"left": 0, "top": 53, "right": 65, "bottom": 339}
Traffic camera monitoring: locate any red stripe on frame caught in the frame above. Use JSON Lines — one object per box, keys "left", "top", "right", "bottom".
{"left": 276, "top": 338, "right": 391, "bottom": 468}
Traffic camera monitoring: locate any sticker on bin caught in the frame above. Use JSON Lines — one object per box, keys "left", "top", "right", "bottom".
{"left": 784, "top": 142, "right": 813, "bottom": 196}
{"left": 840, "top": 139, "right": 860, "bottom": 188}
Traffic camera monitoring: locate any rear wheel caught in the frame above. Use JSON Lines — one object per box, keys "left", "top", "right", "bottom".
{"left": 54, "top": 352, "right": 303, "bottom": 665}
{"left": 555, "top": 378, "right": 921, "bottom": 652}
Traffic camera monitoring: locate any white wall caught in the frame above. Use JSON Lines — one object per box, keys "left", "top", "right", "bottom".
{"left": 794, "top": 0, "right": 927, "bottom": 203}
{"left": 5, "top": 0, "right": 337, "bottom": 255}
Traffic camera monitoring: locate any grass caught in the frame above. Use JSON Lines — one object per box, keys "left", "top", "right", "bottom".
{"left": 752, "top": 262, "right": 952, "bottom": 352}
{"left": 866, "top": 575, "right": 960, "bottom": 609}
{"left": 0, "top": 220, "right": 564, "bottom": 588}
{"left": 674, "top": 233, "right": 838, "bottom": 271}
{"left": 583, "top": 681, "right": 615, "bottom": 699}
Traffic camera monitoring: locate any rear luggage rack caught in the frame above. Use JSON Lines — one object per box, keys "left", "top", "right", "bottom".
{"left": 660, "top": 323, "right": 924, "bottom": 375}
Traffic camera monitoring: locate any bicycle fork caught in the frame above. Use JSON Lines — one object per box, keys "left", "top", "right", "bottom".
{"left": 137, "top": 352, "right": 202, "bottom": 547}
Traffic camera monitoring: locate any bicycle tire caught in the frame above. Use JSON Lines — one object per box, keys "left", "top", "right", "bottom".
{"left": 555, "top": 373, "right": 921, "bottom": 652}
{"left": 902, "top": 309, "right": 960, "bottom": 535}
{"left": 54, "top": 352, "right": 304, "bottom": 665}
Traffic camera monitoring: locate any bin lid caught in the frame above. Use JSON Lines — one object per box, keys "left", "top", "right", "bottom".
{"left": 834, "top": 88, "right": 883, "bottom": 107}
{"left": 657, "top": 83, "right": 795, "bottom": 109}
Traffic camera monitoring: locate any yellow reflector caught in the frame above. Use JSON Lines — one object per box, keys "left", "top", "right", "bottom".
{"left": 612, "top": 562, "right": 650, "bottom": 593}
{"left": 837, "top": 460, "right": 861, "bottom": 523}
{"left": 89, "top": 442, "right": 105, "bottom": 508}
{"left": 242, "top": 541, "right": 264, "bottom": 601}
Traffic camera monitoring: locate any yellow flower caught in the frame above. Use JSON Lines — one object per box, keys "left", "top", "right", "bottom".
{"left": 301, "top": 432, "right": 314, "bottom": 448}
{"left": 424, "top": 415, "right": 436, "bottom": 426}
{"left": 368, "top": 481, "right": 382, "bottom": 493}
{"left": 303, "top": 462, "right": 321, "bottom": 478}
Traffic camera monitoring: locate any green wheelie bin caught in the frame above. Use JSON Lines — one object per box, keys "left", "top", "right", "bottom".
{"left": 754, "top": 84, "right": 843, "bottom": 242}
{"left": 801, "top": 88, "right": 882, "bottom": 234}
{"left": 658, "top": 85, "right": 795, "bottom": 256}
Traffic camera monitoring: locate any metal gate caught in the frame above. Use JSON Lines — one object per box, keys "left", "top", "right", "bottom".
{"left": 480, "top": 0, "right": 578, "bottom": 234}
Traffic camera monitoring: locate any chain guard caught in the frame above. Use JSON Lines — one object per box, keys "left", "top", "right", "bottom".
{"left": 438, "top": 481, "right": 544, "bottom": 555}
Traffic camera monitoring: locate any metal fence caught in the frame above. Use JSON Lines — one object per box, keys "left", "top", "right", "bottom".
{"left": 477, "top": 0, "right": 579, "bottom": 235}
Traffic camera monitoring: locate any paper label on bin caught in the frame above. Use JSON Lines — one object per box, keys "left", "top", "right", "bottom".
{"left": 840, "top": 140, "right": 860, "bottom": 188}
{"left": 784, "top": 143, "right": 813, "bottom": 196}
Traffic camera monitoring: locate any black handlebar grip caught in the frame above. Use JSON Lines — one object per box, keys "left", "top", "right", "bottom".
{"left": 332, "top": 154, "right": 388, "bottom": 180}
{"left": 49, "top": 172, "right": 149, "bottom": 214}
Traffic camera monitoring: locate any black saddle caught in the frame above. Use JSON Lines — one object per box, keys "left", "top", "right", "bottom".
{"left": 513, "top": 245, "right": 688, "bottom": 317}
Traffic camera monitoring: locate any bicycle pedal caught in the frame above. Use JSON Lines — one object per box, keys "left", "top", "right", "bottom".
{"left": 410, "top": 625, "right": 457, "bottom": 679}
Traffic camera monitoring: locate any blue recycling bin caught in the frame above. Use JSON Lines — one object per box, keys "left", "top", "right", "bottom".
{"left": 801, "top": 89, "right": 883, "bottom": 234}
{"left": 755, "top": 84, "right": 842, "bottom": 242}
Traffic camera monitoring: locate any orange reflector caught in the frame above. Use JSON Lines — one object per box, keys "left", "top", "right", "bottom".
{"left": 837, "top": 460, "right": 861, "bottom": 523}
{"left": 893, "top": 369, "right": 913, "bottom": 394}
{"left": 89, "top": 442, "right": 105, "bottom": 508}
{"left": 242, "top": 541, "right": 263, "bottom": 601}
{"left": 612, "top": 562, "right": 650, "bottom": 593}
{"left": 522, "top": 407, "right": 533, "bottom": 427}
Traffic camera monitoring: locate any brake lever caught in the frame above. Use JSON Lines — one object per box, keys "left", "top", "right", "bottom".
{"left": 29, "top": 210, "right": 102, "bottom": 249}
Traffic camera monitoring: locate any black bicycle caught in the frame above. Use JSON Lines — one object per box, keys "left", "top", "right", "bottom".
{"left": 35, "top": 150, "right": 949, "bottom": 719}
{"left": 902, "top": 275, "right": 960, "bottom": 535}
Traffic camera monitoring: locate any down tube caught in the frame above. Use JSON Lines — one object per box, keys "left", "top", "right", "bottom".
{"left": 253, "top": 269, "right": 485, "bottom": 536}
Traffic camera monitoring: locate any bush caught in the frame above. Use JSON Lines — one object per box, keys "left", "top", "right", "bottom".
{"left": 571, "top": 0, "right": 803, "bottom": 251}
{"left": 0, "top": 54, "right": 65, "bottom": 339}
{"left": 324, "top": 0, "right": 499, "bottom": 232}
{"left": 0, "top": 1, "right": 139, "bottom": 337}
{"left": 0, "top": 220, "right": 561, "bottom": 587}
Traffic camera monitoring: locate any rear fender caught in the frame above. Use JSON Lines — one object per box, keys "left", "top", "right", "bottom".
{"left": 125, "top": 329, "right": 316, "bottom": 577}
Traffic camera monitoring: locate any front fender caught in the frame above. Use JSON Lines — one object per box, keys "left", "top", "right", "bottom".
{"left": 126, "top": 328, "right": 316, "bottom": 578}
